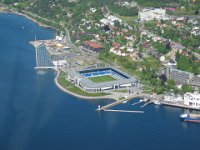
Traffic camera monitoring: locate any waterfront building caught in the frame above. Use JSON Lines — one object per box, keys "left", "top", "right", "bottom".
{"left": 67, "top": 67, "right": 139, "bottom": 92}
{"left": 138, "top": 8, "right": 167, "bottom": 21}
{"left": 184, "top": 92, "right": 200, "bottom": 108}
{"left": 164, "top": 92, "right": 183, "bottom": 103}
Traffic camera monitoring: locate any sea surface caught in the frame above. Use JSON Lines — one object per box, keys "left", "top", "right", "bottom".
{"left": 0, "top": 13, "right": 200, "bottom": 150}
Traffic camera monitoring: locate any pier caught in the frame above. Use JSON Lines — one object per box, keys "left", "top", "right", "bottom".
{"left": 140, "top": 101, "right": 152, "bottom": 108}
{"left": 97, "top": 94, "right": 153, "bottom": 114}
{"left": 104, "top": 109, "right": 144, "bottom": 113}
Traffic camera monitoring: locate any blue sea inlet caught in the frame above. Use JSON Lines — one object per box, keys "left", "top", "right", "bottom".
{"left": 0, "top": 13, "right": 200, "bottom": 150}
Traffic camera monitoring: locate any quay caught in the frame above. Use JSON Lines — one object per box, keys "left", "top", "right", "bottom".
{"left": 161, "top": 101, "right": 200, "bottom": 111}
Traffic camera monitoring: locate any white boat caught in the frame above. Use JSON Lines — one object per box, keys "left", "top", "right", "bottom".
{"left": 153, "top": 100, "right": 161, "bottom": 105}
{"left": 122, "top": 100, "right": 127, "bottom": 104}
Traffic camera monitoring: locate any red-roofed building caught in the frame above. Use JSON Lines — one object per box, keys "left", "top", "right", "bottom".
{"left": 112, "top": 42, "right": 119, "bottom": 48}
{"left": 83, "top": 41, "right": 103, "bottom": 52}
{"left": 165, "top": 7, "right": 177, "bottom": 11}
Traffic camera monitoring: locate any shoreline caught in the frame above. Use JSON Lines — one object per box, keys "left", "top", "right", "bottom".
{"left": 53, "top": 68, "right": 153, "bottom": 102}
{"left": 53, "top": 69, "right": 118, "bottom": 100}
{"left": 0, "top": 5, "right": 119, "bottom": 101}
{"left": 0, "top": 4, "right": 152, "bottom": 103}
{"left": 0, "top": 5, "right": 56, "bottom": 30}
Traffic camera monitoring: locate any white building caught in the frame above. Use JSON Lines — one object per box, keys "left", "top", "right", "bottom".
{"left": 52, "top": 60, "right": 68, "bottom": 68}
{"left": 107, "top": 15, "right": 122, "bottom": 23}
{"left": 100, "top": 18, "right": 114, "bottom": 26}
{"left": 184, "top": 92, "right": 200, "bottom": 108}
{"left": 164, "top": 92, "right": 183, "bottom": 103}
{"left": 100, "top": 15, "right": 122, "bottom": 26}
{"left": 138, "top": 8, "right": 167, "bottom": 21}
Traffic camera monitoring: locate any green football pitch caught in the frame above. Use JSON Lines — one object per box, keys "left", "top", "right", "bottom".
{"left": 89, "top": 75, "right": 116, "bottom": 83}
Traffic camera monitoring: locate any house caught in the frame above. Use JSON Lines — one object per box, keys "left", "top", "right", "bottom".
{"left": 165, "top": 7, "right": 177, "bottom": 11}
{"left": 90, "top": 8, "right": 97, "bottom": 13}
{"left": 82, "top": 41, "right": 103, "bottom": 52}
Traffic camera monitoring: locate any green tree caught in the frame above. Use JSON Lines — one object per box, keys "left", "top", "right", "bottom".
{"left": 167, "top": 79, "right": 175, "bottom": 90}
{"left": 182, "top": 83, "right": 193, "bottom": 93}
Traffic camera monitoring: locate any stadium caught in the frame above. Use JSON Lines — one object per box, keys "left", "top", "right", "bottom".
{"left": 67, "top": 67, "right": 139, "bottom": 92}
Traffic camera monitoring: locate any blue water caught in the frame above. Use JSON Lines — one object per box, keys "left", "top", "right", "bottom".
{"left": 0, "top": 13, "right": 200, "bottom": 150}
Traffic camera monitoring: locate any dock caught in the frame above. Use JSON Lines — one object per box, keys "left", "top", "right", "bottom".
{"left": 99, "top": 100, "right": 125, "bottom": 110}
{"left": 97, "top": 94, "right": 153, "bottom": 113}
{"left": 161, "top": 101, "right": 200, "bottom": 111}
{"left": 104, "top": 109, "right": 144, "bottom": 113}
{"left": 99, "top": 95, "right": 149, "bottom": 110}
{"left": 140, "top": 101, "right": 152, "bottom": 108}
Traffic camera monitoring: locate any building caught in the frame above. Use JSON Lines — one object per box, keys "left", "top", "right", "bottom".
{"left": 170, "top": 69, "right": 194, "bottom": 85}
{"left": 100, "top": 18, "right": 114, "bottom": 26}
{"left": 184, "top": 92, "right": 200, "bottom": 108}
{"left": 67, "top": 67, "right": 139, "bottom": 92}
{"left": 52, "top": 60, "right": 68, "bottom": 68}
{"left": 148, "top": 48, "right": 162, "bottom": 60}
{"left": 189, "top": 75, "right": 200, "bottom": 88}
{"left": 164, "top": 92, "right": 183, "bottom": 103}
{"left": 82, "top": 41, "right": 103, "bottom": 52}
{"left": 163, "top": 60, "right": 177, "bottom": 79}
{"left": 138, "top": 8, "right": 167, "bottom": 21}
{"left": 100, "top": 15, "right": 122, "bottom": 26}
{"left": 163, "top": 60, "right": 199, "bottom": 86}
{"left": 107, "top": 15, "right": 122, "bottom": 23}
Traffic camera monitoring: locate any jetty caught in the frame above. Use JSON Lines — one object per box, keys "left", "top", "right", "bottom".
{"left": 99, "top": 94, "right": 149, "bottom": 110}
{"left": 104, "top": 109, "right": 144, "bottom": 113}
{"left": 140, "top": 101, "right": 152, "bottom": 108}
{"left": 97, "top": 94, "right": 153, "bottom": 114}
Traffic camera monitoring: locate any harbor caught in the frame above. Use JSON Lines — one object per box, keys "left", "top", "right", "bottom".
{"left": 28, "top": 17, "right": 200, "bottom": 114}
{"left": 97, "top": 92, "right": 200, "bottom": 114}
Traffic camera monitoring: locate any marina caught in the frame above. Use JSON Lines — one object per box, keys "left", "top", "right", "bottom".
{"left": 97, "top": 94, "right": 152, "bottom": 110}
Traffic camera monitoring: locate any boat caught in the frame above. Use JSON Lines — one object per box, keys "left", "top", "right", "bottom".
{"left": 180, "top": 113, "right": 200, "bottom": 123}
{"left": 153, "top": 100, "right": 161, "bottom": 105}
{"left": 122, "top": 100, "right": 127, "bottom": 104}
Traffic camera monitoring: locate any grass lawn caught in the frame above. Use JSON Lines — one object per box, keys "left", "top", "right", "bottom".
{"left": 89, "top": 75, "right": 116, "bottom": 83}
{"left": 113, "top": 89, "right": 128, "bottom": 93}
